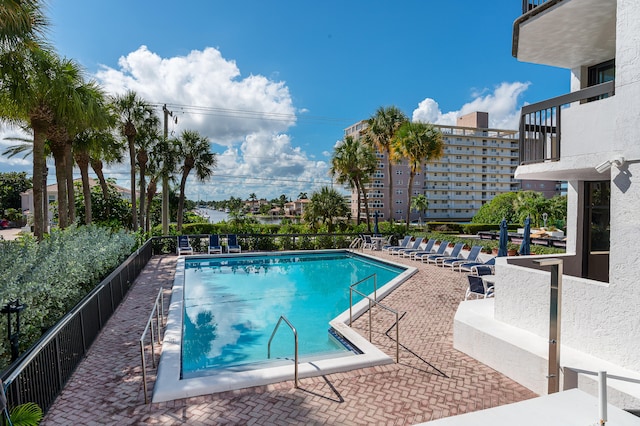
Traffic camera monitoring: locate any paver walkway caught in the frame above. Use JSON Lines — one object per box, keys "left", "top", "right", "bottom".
{"left": 42, "top": 251, "right": 537, "bottom": 425}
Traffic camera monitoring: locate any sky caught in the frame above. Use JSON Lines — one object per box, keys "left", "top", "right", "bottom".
{"left": 0, "top": 0, "right": 569, "bottom": 202}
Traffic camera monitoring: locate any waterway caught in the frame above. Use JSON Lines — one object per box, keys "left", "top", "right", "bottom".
{"left": 198, "top": 208, "right": 283, "bottom": 225}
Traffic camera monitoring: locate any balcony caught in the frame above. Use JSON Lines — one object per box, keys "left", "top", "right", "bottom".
{"left": 518, "top": 80, "right": 614, "bottom": 165}
{"left": 513, "top": 0, "right": 616, "bottom": 69}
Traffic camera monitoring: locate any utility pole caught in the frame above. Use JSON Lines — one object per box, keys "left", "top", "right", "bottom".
{"left": 162, "top": 104, "right": 173, "bottom": 235}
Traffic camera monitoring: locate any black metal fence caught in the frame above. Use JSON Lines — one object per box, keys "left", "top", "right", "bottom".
{"left": 0, "top": 240, "right": 153, "bottom": 413}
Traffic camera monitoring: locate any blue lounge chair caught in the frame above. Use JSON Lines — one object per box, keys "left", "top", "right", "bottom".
{"left": 208, "top": 234, "right": 223, "bottom": 254}
{"left": 460, "top": 256, "right": 496, "bottom": 274}
{"left": 361, "top": 234, "right": 376, "bottom": 250}
{"left": 442, "top": 245, "right": 483, "bottom": 270}
{"left": 465, "top": 274, "right": 494, "bottom": 300}
{"left": 403, "top": 238, "right": 436, "bottom": 258}
{"left": 415, "top": 240, "right": 449, "bottom": 263}
{"left": 393, "top": 237, "right": 424, "bottom": 256}
{"left": 177, "top": 235, "right": 193, "bottom": 255}
{"left": 383, "top": 236, "right": 411, "bottom": 252}
{"left": 227, "top": 234, "right": 242, "bottom": 253}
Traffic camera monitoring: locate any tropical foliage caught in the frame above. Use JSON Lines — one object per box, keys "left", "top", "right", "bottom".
{"left": 392, "top": 120, "right": 443, "bottom": 228}
{"left": 472, "top": 190, "right": 567, "bottom": 228}
{"left": 0, "top": 225, "right": 135, "bottom": 369}
{"left": 303, "top": 187, "right": 348, "bottom": 232}
{"left": 331, "top": 135, "right": 377, "bottom": 230}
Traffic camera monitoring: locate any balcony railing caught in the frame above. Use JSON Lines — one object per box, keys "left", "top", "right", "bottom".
{"left": 518, "top": 80, "right": 614, "bottom": 165}
{"left": 521, "top": 0, "right": 552, "bottom": 14}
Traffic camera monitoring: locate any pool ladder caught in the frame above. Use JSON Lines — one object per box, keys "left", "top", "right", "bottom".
{"left": 349, "top": 274, "right": 401, "bottom": 363}
{"left": 268, "top": 315, "right": 299, "bottom": 388}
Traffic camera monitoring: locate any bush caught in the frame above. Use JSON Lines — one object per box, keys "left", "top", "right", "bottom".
{"left": 425, "top": 222, "right": 464, "bottom": 233}
{"left": 0, "top": 225, "right": 135, "bottom": 369}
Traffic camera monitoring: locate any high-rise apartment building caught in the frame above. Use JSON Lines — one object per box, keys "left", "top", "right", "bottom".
{"left": 345, "top": 112, "right": 522, "bottom": 223}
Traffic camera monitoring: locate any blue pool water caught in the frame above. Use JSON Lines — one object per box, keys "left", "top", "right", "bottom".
{"left": 182, "top": 252, "right": 405, "bottom": 377}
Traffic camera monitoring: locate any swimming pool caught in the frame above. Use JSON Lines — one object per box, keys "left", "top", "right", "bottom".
{"left": 154, "top": 250, "right": 417, "bottom": 402}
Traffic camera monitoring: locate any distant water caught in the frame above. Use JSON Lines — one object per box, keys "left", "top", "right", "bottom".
{"left": 199, "top": 208, "right": 283, "bottom": 225}
{"left": 201, "top": 209, "right": 228, "bottom": 223}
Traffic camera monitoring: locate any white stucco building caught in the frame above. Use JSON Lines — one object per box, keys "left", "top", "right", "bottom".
{"left": 454, "top": 0, "right": 640, "bottom": 412}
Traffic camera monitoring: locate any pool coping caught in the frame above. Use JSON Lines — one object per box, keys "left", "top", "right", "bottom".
{"left": 152, "top": 249, "right": 417, "bottom": 403}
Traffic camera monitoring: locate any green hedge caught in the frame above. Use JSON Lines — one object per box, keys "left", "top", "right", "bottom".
{"left": 0, "top": 225, "right": 136, "bottom": 369}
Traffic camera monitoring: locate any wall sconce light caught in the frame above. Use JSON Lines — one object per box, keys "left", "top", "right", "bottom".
{"left": 595, "top": 156, "right": 625, "bottom": 173}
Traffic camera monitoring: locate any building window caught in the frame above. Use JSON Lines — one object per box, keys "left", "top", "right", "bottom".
{"left": 396, "top": 170, "right": 403, "bottom": 175}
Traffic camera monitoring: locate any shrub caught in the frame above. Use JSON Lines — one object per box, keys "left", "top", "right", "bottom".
{"left": 0, "top": 225, "right": 135, "bottom": 369}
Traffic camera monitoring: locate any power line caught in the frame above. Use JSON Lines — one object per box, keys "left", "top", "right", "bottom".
{"left": 148, "top": 102, "right": 353, "bottom": 125}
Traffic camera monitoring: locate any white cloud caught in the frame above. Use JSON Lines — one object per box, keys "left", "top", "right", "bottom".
{"left": 94, "top": 45, "right": 331, "bottom": 200}
{"left": 412, "top": 81, "right": 530, "bottom": 129}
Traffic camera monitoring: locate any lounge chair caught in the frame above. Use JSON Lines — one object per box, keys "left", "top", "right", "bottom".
{"left": 415, "top": 240, "right": 449, "bottom": 263}
{"left": 409, "top": 239, "right": 438, "bottom": 259}
{"left": 442, "top": 245, "right": 483, "bottom": 270}
{"left": 177, "top": 235, "right": 193, "bottom": 255}
{"left": 349, "top": 235, "right": 363, "bottom": 249}
{"left": 402, "top": 238, "right": 436, "bottom": 258}
{"left": 434, "top": 242, "right": 465, "bottom": 266}
{"left": 382, "top": 236, "right": 411, "bottom": 252}
{"left": 460, "top": 257, "right": 496, "bottom": 274}
{"left": 208, "top": 234, "right": 223, "bottom": 254}
{"left": 465, "top": 274, "right": 494, "bottom": 300}
{"left": 392, "top": 237, "right": 424, "bottom": 256}
{"left": 227, "top": 234, "right": 242, "bottom": 253}
{"left": 361, "top": 234, "right": 376, "bottom": 250}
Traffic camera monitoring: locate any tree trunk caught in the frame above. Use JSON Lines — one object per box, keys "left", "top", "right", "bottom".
{"left": 162, "top": 174, "right": 170, "bottom": 235}
{"left": 177, "top": 169, "right": 190, "bottom": 231}
{"left": 406, "top": 171, "right": 415, "bottom": 229}
{"left": 50, "top": 139, "right": 68, "bottom": 229}
{"left": 31, "top": 125, "right": 46, "bottom": 239}
{"left": 75, "top": 151, "right": 92, "bottom": 224}
{"left": 90, "top": 158, "right": 110, "bottom": 213}
{"left": 387, "top": 155, "right": 393, "bottom": 223}
{"left": 146, "top": 176, "right": 157, "bottom": 232}
{"left": 137, "top": 149, "right": 148, "bottom": 232}
{"left": 126, "top": 131, "right": 138, "bottom": 231}
{"left": 354, "top": 181, "right": 362, "bottom": 225}
{"left": 65, "top": 140, "right": 75, "bottom": 224}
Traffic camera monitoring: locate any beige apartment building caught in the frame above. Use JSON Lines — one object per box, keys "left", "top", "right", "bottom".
{"left": 345, "top": 111, "right": 526, "bottom": 223}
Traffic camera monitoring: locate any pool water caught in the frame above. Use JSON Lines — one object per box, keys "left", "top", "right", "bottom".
{"left": 182, "top": 252, "right": 405, "bottom": 377}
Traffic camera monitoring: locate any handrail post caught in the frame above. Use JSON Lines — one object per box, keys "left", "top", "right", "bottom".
{"left": 267, "top": 316, "right": 298, "bottom": 388}
{"left": 140, "top": 340, "right": 148, "bottom": 404}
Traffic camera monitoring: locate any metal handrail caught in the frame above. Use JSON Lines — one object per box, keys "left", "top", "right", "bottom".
{"left": 349, "top": 274, "right": 377, "bottom": 325}
{"left": 139, "top": 287, "right": 165, "bottom": 404}
{"left": 267, "top": 316, "right": 299, "bottom": 388}
{"left": 349, "top": 285, "right": 400, "bottom": 363}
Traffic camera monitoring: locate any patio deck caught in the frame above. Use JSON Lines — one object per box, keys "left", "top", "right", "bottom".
{"left": 41, "top": 251, "right": 537, "bottom": 425}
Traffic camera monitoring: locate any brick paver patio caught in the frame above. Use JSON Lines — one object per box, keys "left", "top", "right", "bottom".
{"left": 42, "top": 250, "right": 537, "bottom": 425}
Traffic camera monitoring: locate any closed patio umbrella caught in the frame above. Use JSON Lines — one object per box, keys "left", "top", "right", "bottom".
{"left": 498, "top": 218, "right": 508, "bottom": 257}
{"left": 519, "top": 216, "right": 531, "bottom": 255}
{"left": 373, "top": 211, "right": 380, "bottom": 236}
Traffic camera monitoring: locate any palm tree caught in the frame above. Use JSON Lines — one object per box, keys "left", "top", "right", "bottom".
{"left": 111, "top": 90, "right": 155, "bottom": 231}
{"left": 410, "top": 194, "right": 429, "bottom": 225}
{"left": 303, "top": 186, "right": 348, "bottom": 233}
{"left": 297, "top": 192, "right": 308, "bottom": 200}
{"left": 0, "top": 48, "right": 84, "bottom": 239}
{"left": 363, "top": 106, "right": 408, "bottom": 221}
{"left": 135, "top": 117, "right": 161, "bottom": 232}
{"left": 330, "top": 135, "right": 377, "bottom": 230}
{"left": 0, "top": 0, "right": 48, "bottom": 51}
{"left": 175, "top": 130, "right": 217, "bottom": 231}
{"left": 249, "top": 192, "right": 257, "bottom": 212}
{"left": 72, "top": 126, "right": 120, "bottom": 225}
{"left": 392, "top": 121, "right": 443, "bottom": 228}
{"left": 148, "top": 135, "right": 179, "bottom": 231}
